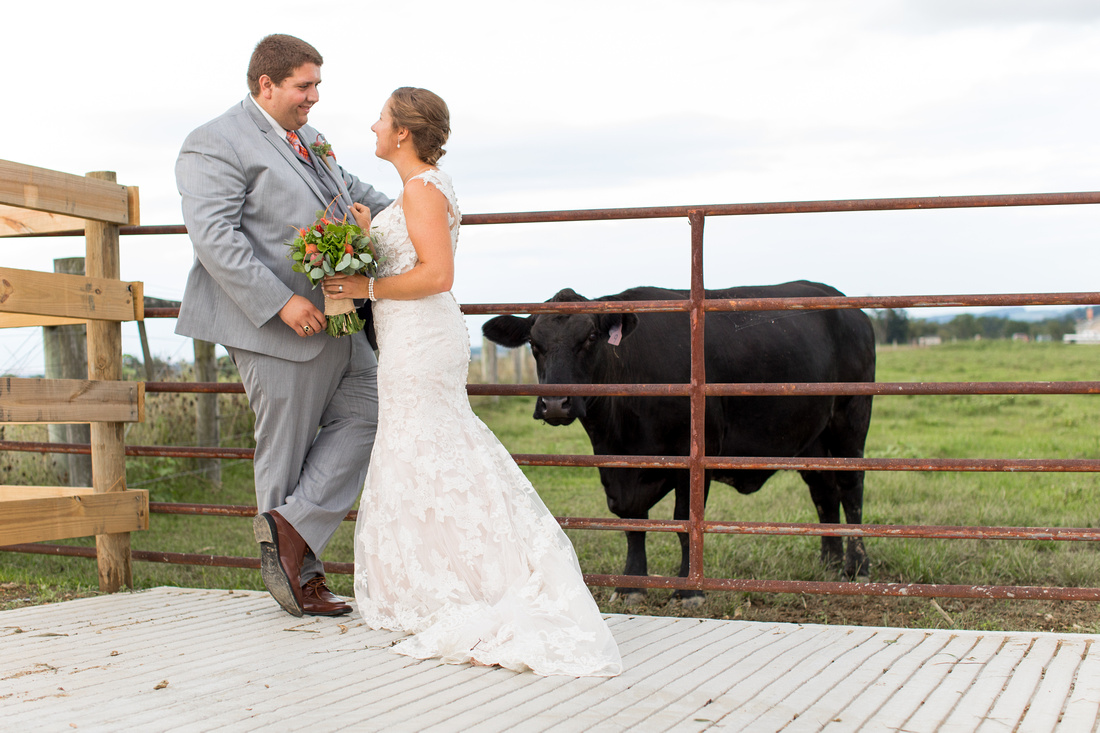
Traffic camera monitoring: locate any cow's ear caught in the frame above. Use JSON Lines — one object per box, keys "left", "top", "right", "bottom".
{"left": 599, "top": 313, "right": 639, "bottom": 346}
{"left": 551, "top": 288, "right": 587, "bottom": 303}
{"left": 482, "top": 315, "right": 532, "bottom": 348}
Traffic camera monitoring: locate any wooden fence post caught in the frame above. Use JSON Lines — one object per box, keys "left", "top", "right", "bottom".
{"left": 42, "top": 257, "right": 93, "bottom": 487}
{"left": 481, "top": 337, "right": 499, "bottom": 400}
{"left": 84, "top": 171, "right": 132, "bottom": 592}
{"left": 512, "top": 346, "right": 524, "bottom": 383}
{"left": 193, "top": 339, "right": 221, "bottom": 486}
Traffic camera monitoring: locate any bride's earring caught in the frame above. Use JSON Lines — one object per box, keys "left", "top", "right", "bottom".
{"left": 397, "top": 138, "right": 401, "bottom": 149}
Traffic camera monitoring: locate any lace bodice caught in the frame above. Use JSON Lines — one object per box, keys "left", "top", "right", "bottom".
{"left": 371, "top": 169, "right": 460, "bottom": 278}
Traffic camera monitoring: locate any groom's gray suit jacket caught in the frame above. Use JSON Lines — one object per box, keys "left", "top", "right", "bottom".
{"left": 175, "top": 97, "right": 390, "bottom": 357}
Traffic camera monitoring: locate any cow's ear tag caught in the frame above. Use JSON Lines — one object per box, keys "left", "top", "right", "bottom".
{"left": 608, "top": 323, "right": 623, "bottom": 346}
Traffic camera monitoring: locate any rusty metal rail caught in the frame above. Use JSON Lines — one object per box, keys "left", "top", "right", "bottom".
{"left": 5, "top": 441, "right": 1100, "bottom": 474}
{"left": 20, "top": 190, "right": 1100, "bottom": 239}
{"left": 5, "top": 543, "right": 1097, "bottom": 602}
{"left": 148, "top": 291, "right": 1100, "bottom": 318}
{"left": 6, "top": 190, "right": 1100, "bottom": 604}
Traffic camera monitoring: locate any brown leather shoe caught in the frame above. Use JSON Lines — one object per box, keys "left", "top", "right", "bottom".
{"left": 301, "top": 576, "right": 352, "bottom": 617}
{"left": 253, "top": 510, "right": 307, "bottom": 617}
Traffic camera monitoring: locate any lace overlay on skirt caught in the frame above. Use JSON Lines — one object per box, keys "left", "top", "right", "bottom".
{"left": 353, "top": 170, "right": 622, "bottom": 676}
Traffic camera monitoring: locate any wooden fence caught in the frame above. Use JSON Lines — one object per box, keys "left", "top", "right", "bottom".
{"left": 0, "top": 160, "right": 147, "bottom": 591}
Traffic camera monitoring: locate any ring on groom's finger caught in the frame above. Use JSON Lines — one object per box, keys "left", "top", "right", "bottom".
{"left": 303, "top": 325, "right": 311, "bottom": 333}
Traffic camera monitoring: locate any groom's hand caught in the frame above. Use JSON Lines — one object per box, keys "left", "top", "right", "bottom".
{"left": 279, "top": 294, "right": 325, "bottom": 337}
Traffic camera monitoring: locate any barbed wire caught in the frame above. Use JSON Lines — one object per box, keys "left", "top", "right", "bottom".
{"left": 0, "top": 330, "right": 45, "bottom": 376}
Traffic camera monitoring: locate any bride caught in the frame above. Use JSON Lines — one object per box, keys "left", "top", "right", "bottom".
{"left": 323, "top": 88, "right": 622, "bottom": 677}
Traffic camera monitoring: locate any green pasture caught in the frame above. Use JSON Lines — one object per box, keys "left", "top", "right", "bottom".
{"left": 489, "top": 341, "right": 1100, "bottom": 593}
{"left": 3, "top": 340, "right": 1099, "bottom": 625}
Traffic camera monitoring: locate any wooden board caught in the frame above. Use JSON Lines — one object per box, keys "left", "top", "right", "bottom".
{"left": 0, "top": 188, "right": 140, "bottom": 237}
{"left": 0, "top": 160, "right": 133, "bottom": 225}
{"left": 0, "top": 587, "right": 1098, "bottom": 731}
{"left": 0, "top": 205, "right": 84, "bottom": 236}
{"left": 0, "top": 377, "right": 144, "bottom": 423}
{"left": 0, "top": 486, "right": 147, "bottom": 545}
{"left": 1, "top": 485, "right": 104, "bottom": 499}
{"left": 0, "top": 313, "right": 86, "bottom": 328}
{"left": 0, "top": 267, "right": 140, "bottom": 322}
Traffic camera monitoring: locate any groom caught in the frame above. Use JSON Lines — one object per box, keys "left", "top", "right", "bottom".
{"left": 175, "top": 34, "right": 390, "bottom": 617}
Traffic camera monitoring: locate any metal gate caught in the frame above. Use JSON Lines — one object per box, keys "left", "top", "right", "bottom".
{"left": 5, "top": 191, "right": 1100, "bottom": 602}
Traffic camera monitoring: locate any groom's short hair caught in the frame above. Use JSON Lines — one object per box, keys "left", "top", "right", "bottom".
{"left": 247, "top": 34, "right": 324, "bottom": 97}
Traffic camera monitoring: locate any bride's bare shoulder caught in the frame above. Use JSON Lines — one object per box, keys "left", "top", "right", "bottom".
{"left": 402, "top": 175, "right": 449, "bottom": 212}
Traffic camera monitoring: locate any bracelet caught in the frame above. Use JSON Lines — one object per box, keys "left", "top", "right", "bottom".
{"left": 368, "top": 277, "right": 376, "bottom": 302}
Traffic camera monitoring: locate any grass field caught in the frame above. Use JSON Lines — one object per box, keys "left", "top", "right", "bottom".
{"left": 3, "top": 340, "right": 1099, "bottom": 632}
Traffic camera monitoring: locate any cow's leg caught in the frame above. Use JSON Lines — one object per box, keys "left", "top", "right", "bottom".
{"left": 601, "top": 466, "right": 651, "bottom": 605}
{"left": 610, "top": 523, "right": 649, "bottom": 605}
{"left": 837, "top": 470, "right": 869, "bottom": 580}
{"left": 822, "top": 394, "right": 873, "bottom": 580}
{"left": 801, "top": 469, "right": 845, "bottom": 571}
{"left": 670, "top": 473, "right": 707, "bottom": 608}
{"left": 606, "top": 468, "right": 679, "bottom": 605}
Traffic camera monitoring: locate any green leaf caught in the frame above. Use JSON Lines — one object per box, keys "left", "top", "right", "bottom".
{"left": 309, "top": 266, "right": 324, "bottom": 280}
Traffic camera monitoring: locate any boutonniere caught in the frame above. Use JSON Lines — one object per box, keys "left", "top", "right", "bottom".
{"left": 310, "top": 134, "right": 336, "bottom": 170}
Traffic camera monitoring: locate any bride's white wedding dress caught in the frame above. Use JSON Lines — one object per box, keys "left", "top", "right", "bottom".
{"left": 353, "top": 169, "right": 622, "bottom": 677}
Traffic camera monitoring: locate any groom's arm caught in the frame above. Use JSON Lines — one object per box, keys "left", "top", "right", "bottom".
{"left": 176, "top": 125, "right": 295, "bottom": 328}
{"left": 341, "top": 168, "right": 392, "bottom": 218}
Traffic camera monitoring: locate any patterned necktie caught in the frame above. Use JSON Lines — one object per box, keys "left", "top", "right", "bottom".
{"left": 286, "top": 130, "right": 310, "bottom": 162}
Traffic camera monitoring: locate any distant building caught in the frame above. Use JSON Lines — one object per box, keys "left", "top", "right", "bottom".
{"left": 918, "top": 335, "right": 942, "bottom": 347}
{"left": 1063, "top": 307, "right": 1100, "bottom": 344}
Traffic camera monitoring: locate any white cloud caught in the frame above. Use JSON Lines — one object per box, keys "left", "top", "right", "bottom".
{"left": 3, "top": 0, "right": 1099, "bottom": 374}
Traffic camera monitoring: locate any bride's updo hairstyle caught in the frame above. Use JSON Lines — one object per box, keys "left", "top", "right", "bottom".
{"left": 389, "top": 87, "right": 450, "bottom": 165}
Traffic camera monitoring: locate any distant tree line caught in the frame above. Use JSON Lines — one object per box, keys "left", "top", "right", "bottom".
{"left": 119, "top": 354, "right": 242, "bottom": 382}
{"left": 869, "top": 307, "right": 1091, "bottom": 345}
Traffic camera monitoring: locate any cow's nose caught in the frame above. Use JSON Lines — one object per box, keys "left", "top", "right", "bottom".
{"left": 538, "top": 396, "right": 572, "bottom": 420}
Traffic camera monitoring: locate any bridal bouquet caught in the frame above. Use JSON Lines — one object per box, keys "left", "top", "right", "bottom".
{"left": 287, "top": 207, "right": 382, "bottom": 337}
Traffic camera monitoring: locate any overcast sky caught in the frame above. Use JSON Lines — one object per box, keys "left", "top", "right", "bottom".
{"left": 4, "top": 0, "right": 1099, "bottom": 375}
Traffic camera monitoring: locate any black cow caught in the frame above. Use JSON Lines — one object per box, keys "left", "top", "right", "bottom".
{"left": 482, "top": 280, "right": 876, "bottom": 605}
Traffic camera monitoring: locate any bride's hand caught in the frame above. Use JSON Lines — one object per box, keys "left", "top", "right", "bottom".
{"left": 351, "top": 202, "right": 372, "bottom": 231}
{"left": 323, "top": 273, "right": 365, "bottom": 300}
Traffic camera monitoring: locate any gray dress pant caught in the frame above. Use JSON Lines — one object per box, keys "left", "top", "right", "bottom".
{"left": 229, "top": 330, "right": 378, "bottom": 581}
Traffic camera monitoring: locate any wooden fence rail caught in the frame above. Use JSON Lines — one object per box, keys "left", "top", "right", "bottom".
{"left": 0, "top": 160, "right": 147, "bottom": 591}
